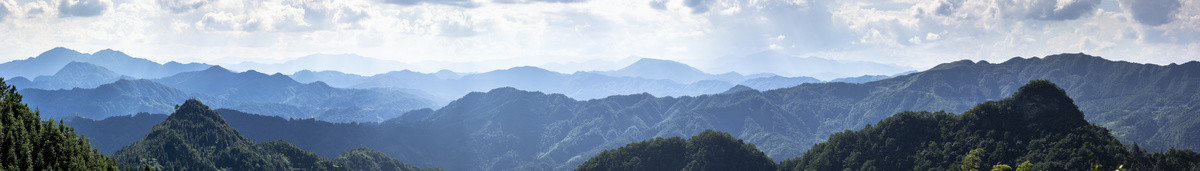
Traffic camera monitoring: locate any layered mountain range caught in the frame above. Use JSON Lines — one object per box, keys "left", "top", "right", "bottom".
{"left": 5, "top": 47, "right": 1200, "bottom": 170}
{"left": 58, "top": 53, "right": 1200, "bottom": 170}
{"left": 4, "top": 48, "right": 896, "bottom": 122}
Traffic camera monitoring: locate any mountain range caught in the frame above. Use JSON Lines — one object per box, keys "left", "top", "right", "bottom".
{"left": 110, "top": 99, "right": 438, "bottom": 170}
{"left": 47, "top": 53, "right": 1200, "bottom": 170}
{"left": 8, "top": 47, "right": 1200, "bottom": 170}
{"left": 290, "top": 58, "right": 885, "bottom": 101}
{"left": 226, "top": 53, "right": 411, "bottom": 76}
{"left": 19, "top": 66, "right": 437, "bottom": 123}
{"left": 704, "top": 50, "right": 915, "bottom": 80}
{"left": 582, "top": 80, "right": 1200, "bottom": 170}
{"left": 0, "top": 47, "right": 211, "bottom": 79}
{"left": 2, "top": 48, "right": 901, "bottom": 123}
{"left": 10, "top": 62, "right": 131, "bottom": 90}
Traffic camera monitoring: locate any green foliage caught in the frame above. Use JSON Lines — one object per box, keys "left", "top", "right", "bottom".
{"left": 991, "top": 163, "right": 1012, "bottom": 171}
{"left": 0, "top": 77, "right": 119, "bottom": 170}
{"left": 577, "top": 130, "right": 776, "bottom": 171}
{"left": 962, "top": 148, "right": 983, "bottom": 171}
{"left": 332, "top": 148, "right": 441, "bottom": 171}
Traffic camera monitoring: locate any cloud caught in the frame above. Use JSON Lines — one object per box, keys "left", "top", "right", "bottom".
{"left": 494, "top": 0, "right": 589, "bottom": 3}
{"left": 22, "top": 0, "right": 55, "bottom": 17}
{"left": 158, "top": 0, "right": 210, "bottom": 13}
{"left": 931, "top": 0, "right": 1101, "bottom": 21}
{"left": 1119, "top": 0, "right": 1182, "bottom": 26}
{"left": 383, "top": 0, "right": 477, "bottom": 8}
{"left": 193, "top": 0, "right": 374, "bottom": 32}
{"left": 0, "top": 0, "right": 11, "bottom": 22}
{"left": 0, "top": 0, "right": 1198, "bottom": 75}
{"left": 649, "top": 0, "right": 667, "bottom": 10}
{"left": 683, "top": 0, "right": 711, "bottom": 14}
{"left": 58, "top": 0, "right": 111, "bottom": 17}
{"left": 197, "top": 11, "right": 261, "bottom": 31}
{"left": 1031, "top": 0, "right": 1102, "bottom": 20}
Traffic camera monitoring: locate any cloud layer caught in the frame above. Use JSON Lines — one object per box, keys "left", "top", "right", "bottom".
{"left": 0, "top": 0, "right": 1195, "bottom": 73}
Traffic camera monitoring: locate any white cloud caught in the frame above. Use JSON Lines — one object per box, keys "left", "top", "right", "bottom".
{"left": 0, "top": 0, "right": 12, "bottom": 21}
{"left": 1119, "top": 0, "right": 1181, "bottom": 26}
{"left": 158, "top": 0, "right": 210, "bottom": 13}
{"left": 0, "top": 0, "right": 1196, "bottom": 73}
{"left": 58, "top": 0, "right": 112, "bottom": 17}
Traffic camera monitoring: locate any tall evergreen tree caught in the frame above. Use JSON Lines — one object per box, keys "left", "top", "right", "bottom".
{"left": 0, "top": 77, "right": 119, "bottom": 170}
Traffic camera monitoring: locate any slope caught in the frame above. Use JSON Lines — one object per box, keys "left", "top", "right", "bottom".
{"left": 28, "top": 62, "right": 127, "bottom": 90}
{"left": 111, "top": 99, "right": 436, "bottom": 170}
{"left": 0, "top": 78, "right": 118, "bottom": 170}
{"left": 154, "top": 66, "right": 437, "bottom": 122}
{"left": 779, "top": 80, "right": 1200, "bottom": 170}
{"left": 18, "top": 79, "right": 194, "bottom": 119}
{"left": 576, "top": 130, "right": 777, "bottom": 171}
{"left": 597, "top": 58, "right": 718, "bottom": 84}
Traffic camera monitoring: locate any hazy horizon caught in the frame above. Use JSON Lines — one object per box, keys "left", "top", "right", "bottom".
{"left": 0, "top": 0, "right": 1196, "bottom": 74}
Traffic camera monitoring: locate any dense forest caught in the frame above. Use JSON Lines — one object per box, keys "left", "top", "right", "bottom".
{"left": 576, "top": 130, "right": 777, "bottom": 170}
{"left": 579, "top": 80, "right": 1200, "bottom": 170}
{"left": 0, "top": 78, "right": 118, "bottom": 170}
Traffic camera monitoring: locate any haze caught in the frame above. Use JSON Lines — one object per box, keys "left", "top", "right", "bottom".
{"left": 0, "top": 0, "right": 1195, "bottom": 74}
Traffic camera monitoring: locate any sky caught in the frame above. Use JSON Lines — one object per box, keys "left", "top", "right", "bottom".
{"left": 0, "top": 0, "right": 1196, "bottom": 73}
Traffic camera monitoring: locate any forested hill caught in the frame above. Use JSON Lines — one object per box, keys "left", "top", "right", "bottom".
{"left": 576, "top": 130, "right": 778, "bottom": 171}
{"left": 578, "top": 80, "right": 1200, "bottom": 170}
{"left": 781, "top": 80, "right": 1200, "bottom": 170}
{"left": 0, "top": 78, "right": 118, "bottom": 170}
{"left": 110, "top": 99, "right": 437, "bottom": 171}
{"left": 853, "top": 53, "right": 1200, "bottom": 151}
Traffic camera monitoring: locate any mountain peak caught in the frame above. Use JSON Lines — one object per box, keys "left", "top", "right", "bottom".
{"left": 92, "top": 48, "right": 128, "bottom": 57}
{"left": 58, "top": 61, "right": 111, "bottom": 73}
{"left": 507, "top": 66, "right": 551, "bottom": 72}
{"left": 203, "top": 65, "right": 232, "bottom": 73}
{"left": 624, "top": 58, "right": 696, "bottom": 70}
{"left": 928, "top": 59, "right": 978, "bottom": 71}
{"left": 606, "top": 58, "right": 710, "bottom": 83}
{"left": 169, "top": 99, "right": 228, "bottom": 125}
{"left": 722, "top": 85, "right": 758, "bottom": 94}
{"left": 38, "top": 47, "right": 84, "bottom": 58}
{"left": 974, "top": 80, "right": 1086, "bottom": 132}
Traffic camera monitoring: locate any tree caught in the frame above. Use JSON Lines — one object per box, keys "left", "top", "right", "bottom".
{"left": 1, "top": 78, "right": 118, "bottom": 170}
{"left": 1015, "top": 161, "right": 1033, "bottom": 171}
{"left": 962, "top": 148, "right": 984, "bottom": 171}
{"left": 991, "top": 163, "right": 1012, "bottom": 171}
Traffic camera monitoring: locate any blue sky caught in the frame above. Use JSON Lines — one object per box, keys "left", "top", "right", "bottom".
{"left": 0, "top": 0, "right": 1196, "bottom": 73}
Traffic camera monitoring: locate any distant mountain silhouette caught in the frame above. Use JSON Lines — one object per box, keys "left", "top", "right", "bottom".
{"left": 19, "top": 79, "right": 194, "bottom": 119}
{"left": 20, "top": 66, "right": 438, "bottom": 122}
{"left": 0, "top": 47, "right": 211, "bottom": 79}
{"left": 291, "top": 70, "right": 368, "bottom": 87}
{"left": 597, "top": 58, "right": 719, "bottom": 84}
{"left": 323, "top": 66, "right": 740, "bottom": 100}
{"left": 26, "top": 62, "right": 129, "bottom": 90}
{"left": 227, "top": 53, "right": 409, "bottom": 76}
{"left": 828, "top": 75, "right": 890, "bottom": 83}
{"left": 707, "top": 50, "right": 913, "bottom": 80}
{"left": 736, "top": 76, "right": 821, "bottom": 90}
{"left": 151, "top": 66, "right": 437, "bottom": 122}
